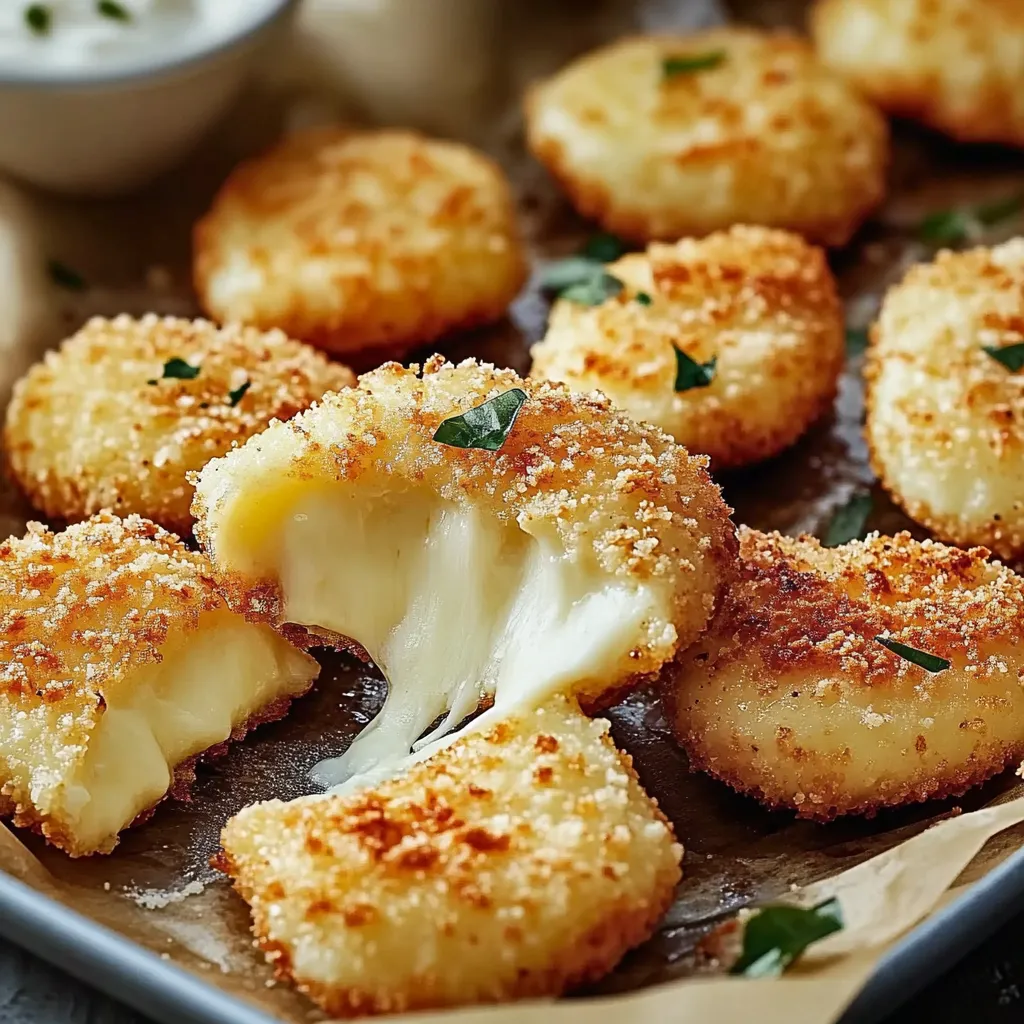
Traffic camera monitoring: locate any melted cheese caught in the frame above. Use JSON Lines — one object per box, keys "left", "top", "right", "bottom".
{"left": 63, "top": 611, "right": 315, "bottom": 852}
{"left": 241, "top": 487, "right": 665, "bottom": 789}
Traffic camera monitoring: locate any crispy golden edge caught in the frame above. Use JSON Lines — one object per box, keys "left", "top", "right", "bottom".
{"left": 524, "top": 31, "right": 888, "bottom": 246}
{"left": 668, "top": 527, "right": 1024, "bottom": 819}
{"left": 4, "top": 315, "right": 354, "bottom": 535}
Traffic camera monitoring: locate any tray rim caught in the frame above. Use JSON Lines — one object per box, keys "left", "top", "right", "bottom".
{"left": 1, "top": 843, "right": 1023, "bottom": 1024}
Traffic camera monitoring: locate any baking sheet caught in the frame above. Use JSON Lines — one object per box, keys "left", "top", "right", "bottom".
{"left": 3, "top": 1, "right": 1024, "bottom": 1022}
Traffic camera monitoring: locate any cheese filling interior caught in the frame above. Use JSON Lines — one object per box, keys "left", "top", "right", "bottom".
{"left": 62, "top": 612, "right": 315, "bottom": 852}
{"left": 219, "top": 485, "right": 664, "bottom": 789}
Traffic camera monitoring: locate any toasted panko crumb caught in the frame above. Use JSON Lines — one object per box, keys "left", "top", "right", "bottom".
{"left": 217, "top": 697, "right": 682, "bottom": 1017}
{"left": 866, "top": 240, "right": 1024, "bottom": 561}
{"left": 669, "top": 528, "right": 1024, "bottom": 820}
{"left": 531, "top": 226, "right": 844, "bottom": 468}
{"left": 0, "top": 511, "right": 318, "bottom": 856}
{"left": 193, "top": 356, "right": 737, "bottom": 705}
{"left": 3, "top": 314, "right": 353, "bottom": 536}
{"left": 812, "top": 0, "right": 1024, "bottom": 147}
{"left": 525, "top": 29, "right": 888, "bottom": 245}
{"left": 194, "top": 128, "right": 528, "bottom": 361}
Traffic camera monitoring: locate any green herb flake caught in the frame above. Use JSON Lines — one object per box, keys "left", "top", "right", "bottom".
{"left": 919, "top": 193, "right": 1024, "bottom": 246}
{"left": 24, "top": 4, "right": 51, "bottom": 35}
{"left": 538, "top": 256, "right": 605, "bottom": 294}
{"left": 983, "top": 342, "right": 1024, "bottom": 373}
{"left": 153, "top": 357, "right": 200, "bottom": 382}
{"left": 845, "top": 327, "right": 869, "bottom": 355}
{"left": 97, "top": 0, "right": 131, "bottom": 21}
{"left": 662, "top": 50, "right": 726, "bottom": 78}
{"left": 674, "top": 349, "right": 716, "bottom": 392}
{"left": 47, "top": 259, "right": 86, "bottom": 291}
{"left": 228, "top": 380, "right": 251, "bottom": 407}
{"left": 635, "top": 291, "right": 653, "bottom": 306}
{"left": 582, "top": 232, "right": 627, "bottom": 263}
{"left": 731, "top": 899, "right": 844, "bottom": 978}
{"left": 432, "top": 388, "right": 527, "bottom": 452}
{"left": 874, "top": 636, "right": 950, "bottom": 673}
{"left": 823, "top": 491, "right": 872, "bottom": 547}
{"left": 560, "top": 272, "right": 624, "bottom": 307}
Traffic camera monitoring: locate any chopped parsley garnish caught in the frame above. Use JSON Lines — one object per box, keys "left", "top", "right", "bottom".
{"left": 24, "top": 4, "right": 51, "bottom": 35}
{"left": 47, "top": 259, "right": 86, "bottom": 291}
{"left": 148, "top": 357, "right": 200, "bottom": 384}
{"left": 674, "top": 349, "right": 716, "bottom": 392}
{"left": 731, "top": 899, "right": 844, "bottom": 978}
{"left": 582, "top": 232, "right": 627, "bottom": 263}
{"left": 560, "top": 272, "right": 624, "bottom": 306}
{"left": 635, "top": 291, "right": 653, "bottom": 306}
{"left": 845, "top": 327, "right": 869, "bottom": 355}
{"left": 227, "top": 380, "right": 251, "bottom": 407}
{"left": 539, "top": 255, "right": 606, "bottom": 294}
{"left": 662, "top": 50, "right": 726, "bottom": 78}
{"left": 874, "top": 636, "right": 950, "bottom": 673}
{"left": 97, "top": 0, "right": 131, "bottom": 21}
{"left": 919, "top": 193, "right": 1024, "bottom": 246}
{"left": 824, "top": 491, "right": 872, "bottom": 547}
{"left": 983, "top": 342, "right": 1024, "bottom": 373}
{"left": 432, "top": 388, "right": 527, "bottom": 452}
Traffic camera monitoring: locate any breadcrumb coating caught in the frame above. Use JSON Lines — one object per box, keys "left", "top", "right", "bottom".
{"left": 217, "top": 697, "right": 682, "bottom": 1017}
{"left": 866, "top": 241, "right": 1024, "bottom": 561}
{"left": 193, "top": 356, "right": 736, "bottom": 708}
{"left": 668, "top": 528, "right": 1024, "bottom": 820}
{"left": 812, "top": 0, "right": 1024, "bottom": 147}
{"left": 0, "top": 512, "right": 318, "bottom": 856}
{"left": 4, "top": 315, "right": 353, "bottom": 536}
{"left": 525, "top": 29, "right": 888, "bottom": 246}
{"left": 530, "top": 226, "right": 844, "bottom": 469}
{"left": 194, "top": 129, "right": 527, "bottom": 361}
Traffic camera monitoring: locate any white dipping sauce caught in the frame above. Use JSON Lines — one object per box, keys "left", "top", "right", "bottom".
{"left": 0, "top": 0, "right": 280, "bottom": 73}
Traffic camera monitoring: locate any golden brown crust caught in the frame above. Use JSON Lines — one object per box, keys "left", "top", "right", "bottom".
{"left": 194, "top": 129, "right": 528, "bottom": 360}
{"left": 4, "top": 315, "right": 353, "bottom": 536}
{"left": 525, "top": 30, "right": 888, "bottom": 246}
{"left": 218, "top": 698, "right": 682, "bottom": 1016}
{"left": 812, "top": 0, "right": 1024, "bottom": 147}
{"left": 530, "top": 226, "right": 844, "bottom": 468}
{"left": 865, "top": 241, "right": 1024, "bottom": 561}
{"left": 668, "top": 528, "right": 1024, "bottom": 820}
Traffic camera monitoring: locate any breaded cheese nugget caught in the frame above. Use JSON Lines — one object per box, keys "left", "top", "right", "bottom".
{"left": 4, "top": 314, "right": 353, "bottom": 537}
{"left": 530, "top": 227, "right": 844, "bottom": 469}
{"left": 218, "top": 696, "right": 681, "bottom": 1016}
{"left": 0, "top": 512, "right": 318, "bottom": 856}
{"left": 812, "top": 0, "right": 1024, "bottom": 147}
{"left": 194, "top": 129, "right": 527, "bottom": 360}
{"left": 525, "top": 30, "right": 888, "bottom": 246}
{"left": 866, "top": 241, "right": 1024, "bottom": 561}
{"left": 193, "top": 357, "right": 735, "bottom": 781}
{"left": 669, "top": 528, "right": 1024, "bottom": 820}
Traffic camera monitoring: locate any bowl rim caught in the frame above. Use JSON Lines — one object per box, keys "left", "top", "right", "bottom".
{"left": 0, "top": 0, "right": 297, "bottom": 89}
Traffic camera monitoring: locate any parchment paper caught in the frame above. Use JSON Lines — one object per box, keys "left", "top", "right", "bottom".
{"left": 3, "top": 2, "right": 1024, "bottom": 1022}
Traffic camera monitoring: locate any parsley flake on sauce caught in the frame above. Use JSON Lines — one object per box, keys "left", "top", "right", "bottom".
{"left": 228, "top": 380, "right": 251, "bottom": 407}
{"left": 662, "top": 50, "right": 726, "bottom": 78}
{"left": 983, "top": 342, "right": 1024, "bottom": 373}
{"left": 874, "top": 636, "right": 950, "bottom": 673}
{"left": 731, "top": 899, "right": 844, "bottom": 978}
{"left": 432, "top": 388, "right": 527, "bottom": 452}
{"left": 97, "top": 0, "right": 131, "bottom": 21}
{"left": 148, "top": 357, "right": 200, "bottom": 385}
{"left": 25, "top": 4, "right": 51, "bottom": 35}
{"left": 674, "top": 349, "right": 716, "bottom": 392}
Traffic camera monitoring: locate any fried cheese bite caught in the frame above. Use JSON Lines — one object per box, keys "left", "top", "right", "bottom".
{"left": 193, "top": 357, "right": 736, "bottom": 783}
{"left": 4, "top": 315, "right": 354, "bottom": 537}
{"left": 812, "top": 0, "right": 1024, "bottom": 147}
{"left": 530, "top": 227, "right": 844, "bottom": 469}
{"left": 0, "top": 513, "right": 318, "bottom": 856}
{"left": 525, "top": 30, "right": 888, "bottom": 246}
{"left": 866, "top": 241, "right": 1024, "bottom": 561}
{"left": 218, "top": 696, "right": 681, "bottom": 1016}
{"left": 194, "top": 129, "right": 527, "bottom": 362}
{"left": 669, "top": 528, "right": 1024, "bottom": 821}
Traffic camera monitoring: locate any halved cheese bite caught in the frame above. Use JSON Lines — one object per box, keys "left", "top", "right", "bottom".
{"left": 218, "top": 697, "right": 682, "bottom": 1017}
{"left": 0, "top": 513, "right": 319, "bottom": 856}
{"left": 669, "top": 528, "right": 1024, "bottom": 820}
{"left": 531, "top": 227, "right": 844, "bottom": 469}
{"left": 193, "top": 357, "right": 735, "bottom": 784}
